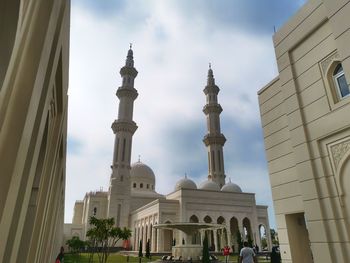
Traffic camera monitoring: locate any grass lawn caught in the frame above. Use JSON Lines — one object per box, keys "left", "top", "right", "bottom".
{"left": 64, "top": 253, "right": 159, "bottom": 263}
{"left": 65, "top": 253, "right": 271, "bottom": 263}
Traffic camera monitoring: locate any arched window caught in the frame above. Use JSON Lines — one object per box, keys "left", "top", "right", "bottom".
{"left": 140, "top": 183, "right": 143, "bottom": 188}
{"left": 93, "top": 207, "right": 97, "bottom": 216}
{"left": 333, "top": 63, "right": 350, "bottom": 99}
{"left": 147, "top": 184, "right": 149, "bottom": 189}
{"left": 133, "top": 183, "right": 136, "bottom": 188}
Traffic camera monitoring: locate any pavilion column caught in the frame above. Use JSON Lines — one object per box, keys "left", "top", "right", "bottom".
{"left": 220, "top": 229, "right": 225, "bottom": 249}
{"left": 214, "top": 230, "right": 218, "bottom": 252}
{"left": 200, "top": 230, "right": 204, "bottom": 245}
{"left": 151, "top": 228, "right": 157, "bottom": 252}
{"left": 148, "top": 224, "right": 151, "bottom": 244}
{"left": 157, "top": 229, "right": 163, "bottom": 252}
{"left": 135, "top": 227, "right": 139, "bottom": 251}
{"left": 143, "top": 226, "right": 147, "bottom": 252}
{"left": 226, "top": 227, "right": 232, "bottom": 248}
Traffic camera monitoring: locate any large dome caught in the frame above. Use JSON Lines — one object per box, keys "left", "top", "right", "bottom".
{"left": 175, "top": 175, "right": 197, "bottom": 191}
{"left": 221, "top": 179, "right": 242, "bottom": 193}
{"left": 199, "top": 180, "right": 220, "bottom": 191}
{"left": 130, "top": 161, "right": 155, "bottom": 182}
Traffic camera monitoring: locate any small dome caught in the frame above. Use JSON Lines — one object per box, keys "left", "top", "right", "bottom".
{"left": 175, "top": 175, "right": 197, "bottom": 191}
{"left": 199, "top": 180, "right": 220, "bottom": 191}
{"left": 130, "top": 161, "right": 155, "bottom": 182}
{"left": 221, "top": 179, "right": 242, "bottom": 193}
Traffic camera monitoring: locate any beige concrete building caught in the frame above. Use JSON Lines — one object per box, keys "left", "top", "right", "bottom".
{"left": 0, "top": 0, "right": 70, "bottom": 262}
{"left": 258, "top": 0, "right": 350, "bottom": 262}
{"left": 65, "top": 48, "right": 272, "bottom": 254}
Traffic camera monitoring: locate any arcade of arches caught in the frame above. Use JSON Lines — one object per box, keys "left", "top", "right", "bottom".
{"left": 132, "top": 213, "right": 271, "bottom": 253}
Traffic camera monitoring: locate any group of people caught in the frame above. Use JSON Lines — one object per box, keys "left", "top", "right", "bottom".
{"left": 222, "top": 242, "right": 281, "bottom": 263}
{"left": 55, "top": 241, "right": 281, "bottom": 263}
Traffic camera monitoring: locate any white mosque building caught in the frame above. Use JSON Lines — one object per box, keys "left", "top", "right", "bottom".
{"left": 64, "top": 47, "right": 272, "bottom": 253}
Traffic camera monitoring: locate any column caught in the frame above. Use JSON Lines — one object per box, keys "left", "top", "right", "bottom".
{"left": 157, "top": 229, "right": 163, "bottom": 252}
{"left": 151, "top": 227, "right": 157, "bottom": 252}
{"left": 214, "top": 230, "right": 218, "bottom": 252}
{"left": 226, "top": 226, "right": 232, "bottom": 248}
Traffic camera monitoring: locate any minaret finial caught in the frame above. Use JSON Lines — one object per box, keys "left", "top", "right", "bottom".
{"left": 138, "top": 155, "right": 141, "bottom": 162}
{"left": 207, "top": 63, "right": 214, "bottom": 85}
{"left": 185, "top": 173, "right": 187, "bottom": 179}
{"left": 130, "top": 43, "right": 132, "bottom": 49}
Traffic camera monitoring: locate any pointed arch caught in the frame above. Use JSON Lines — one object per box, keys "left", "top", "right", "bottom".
{"left": 217, "top": 216, "right": 225, "bottom": 224}
{"left": 189, "top": 215, "right": 199, "bottom": 223}
{"left": 243, "top": 217, "right": 252, "bottom": 244}
{"left": 204, "top": 215, "right": 212, "bottom": 223}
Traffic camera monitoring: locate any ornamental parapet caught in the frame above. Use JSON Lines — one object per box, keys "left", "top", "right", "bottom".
{"left": 203, "top": 103, "right": 223, "bottom": 114}
{"left": 203, "top": 133, "right": 226, "bottom": 146}
{"left": 111, "top": 120, "right": 138, "bottom": 134}
{"left": 203, "top": 85, "right": 219, "bottom": 95}
{"left": 120, "top": 66, "right": 138, "bottom": 78}
{"left": 116, "top": 87, "right": 138, "bottom": 100}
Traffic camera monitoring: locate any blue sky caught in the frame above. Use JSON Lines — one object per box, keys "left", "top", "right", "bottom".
{"left": 66, "top": 0, "right": 306, "bottom": 228}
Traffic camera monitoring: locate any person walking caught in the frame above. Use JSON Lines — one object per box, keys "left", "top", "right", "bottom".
{"left": 223, "top": 245, "right": 230, "bottom": 263}
{"left": 55, "top": 246, "right": 64, "bottom": 263}
{"left": 239, "top": 242, "right": 257, "bottom": 263}
{"left": 270, "top": 246, "right": 281, "bottom": 263}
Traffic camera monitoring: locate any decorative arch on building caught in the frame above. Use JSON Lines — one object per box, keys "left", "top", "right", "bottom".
{"left": 242, "top": 217, "right": 252, "bottom": 243}
{"left": 323, "top": 57, "right": 350, "bottom": 107}
{"left": 203, "top": 215, "right": 212, "bottom": 223}
{"left": 339, "top": 151, "right": 350, "bottom": 230}
{"left": 230, "top": 217, "right": 239, "bottom": 253}
{"left": 217, "top": 216, "right": 225, "bottom": 224}
{"left": 216, "top": 216, "right": 227, "bottom": 250}
{"left": 189, "top": 214, "right": 199, "bottom": 223}
{"left": 189, "top": 215, "right": 200, "bottom": 244}
{"left": 258, "top": 224, "right": 267, "bottom": 249}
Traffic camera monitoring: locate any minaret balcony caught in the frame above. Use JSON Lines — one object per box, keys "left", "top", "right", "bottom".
{"left": 120, "top": 66, "right": 138, "bottom": 78}
{"left": 116, "top": 87, "right": 138, "bottom": 100}
{"left": 202, "top": 134, "right": 226, "bottom": 146}
{"left": 203, "top": 85, "right": 219, "bottom": 95}
{"left": 111, "top": 120, "right": 138, "bottom": 134}
{"left": 203, "top": 103, "right": 223, "bottom": 114}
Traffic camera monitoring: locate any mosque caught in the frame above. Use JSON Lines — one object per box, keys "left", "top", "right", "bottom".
{"left": 64, "top": 47, "right": 272, "bottom": 253}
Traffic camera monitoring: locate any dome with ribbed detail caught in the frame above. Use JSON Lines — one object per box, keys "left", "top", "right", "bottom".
{"left": 199, "top": 180, "right": 220, "bottom": 191}
{"left": 175, "top": 175, "right": 197, "bottom": 191}
{"left": 221, "top": 179, "right": 242, "bottom": 193}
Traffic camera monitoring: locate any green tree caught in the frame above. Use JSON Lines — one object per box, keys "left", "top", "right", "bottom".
{"left": 236, "top": 230, "right": 243, "bottom": 252}
{"left": 86, "top": 216, "right": 131, "bottom": 263}
{"left": 145, "top": 239, "right": 151, "bottom": 259}
{"left": 66, "top": 236, "right": 86, "bottom": 256}
{"left": 261, "top": 237, "right": 267, "bottom": 248}
{"left": 202, "top": 233, "right": 210, "bottom": 263}
{"left": 270, "top": 228, "right": 279, "bottom": 245}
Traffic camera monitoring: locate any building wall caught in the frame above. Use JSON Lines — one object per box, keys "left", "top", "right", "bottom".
{"left": 258, "top": 0, "right": 350, "bottom": 262}
{"left": 72, "top": 201, "right": 84, "bottom": 224}
{"left": 0, "top": 0, "right": 70, "bottom": 262}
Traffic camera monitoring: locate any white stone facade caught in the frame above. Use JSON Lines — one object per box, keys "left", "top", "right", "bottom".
{"left": 258, "top": 0, "right": 350, "bottom": 262}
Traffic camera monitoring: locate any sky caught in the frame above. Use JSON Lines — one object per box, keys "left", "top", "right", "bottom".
{"left": 66, "top": 0, "right": 307, "bottom": 228}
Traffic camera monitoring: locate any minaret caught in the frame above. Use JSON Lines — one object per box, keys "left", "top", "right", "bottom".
{"left": 108, "top": 45, "right": 138, "bottom": 227}
{"left": 203, "top": 64, "right": 226, "bottom": 188}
